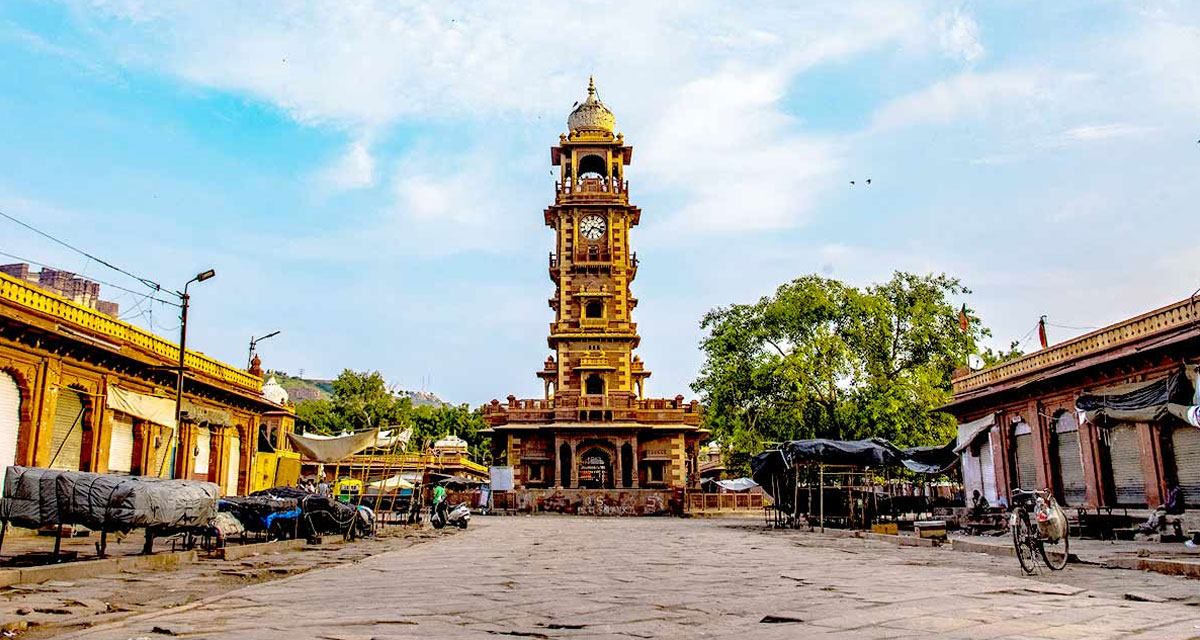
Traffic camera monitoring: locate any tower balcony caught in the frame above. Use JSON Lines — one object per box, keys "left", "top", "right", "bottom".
{"left": 548, "top": 252, "right": 560, "bottom": 282}
{"left": 549, "top": 320, "right": 637, "bottom": 335}
{"left": 481, "top": 394, "right": 703, "bottom": 427}
{"left": 556, "top": 178, "right": 629, "bottom": 204}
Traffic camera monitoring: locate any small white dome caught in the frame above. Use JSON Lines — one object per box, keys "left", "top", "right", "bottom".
{"left": 434, "top": 434, "right": 468, "bottom": 451}
{"left": 262, "top": 375, "right": 289, "bottom": 405}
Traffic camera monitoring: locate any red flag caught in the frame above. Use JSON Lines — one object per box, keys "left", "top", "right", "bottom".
{"left": 957, "top": 304, "right": 969, "bottom": 333}
{"left": 1038, "top": 315, "right": 1048, "bottom": 349}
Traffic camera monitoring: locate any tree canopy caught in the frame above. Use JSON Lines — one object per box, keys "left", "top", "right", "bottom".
{"left": 692, "top": 272, "right": 994, "bottom": 475}
{"left": 293, "top": 369, "right": 490, "bottom": 463}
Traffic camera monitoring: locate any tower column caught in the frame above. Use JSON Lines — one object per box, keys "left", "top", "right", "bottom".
{"left": 569, "top": 441, "right": 579, "bottom": 488}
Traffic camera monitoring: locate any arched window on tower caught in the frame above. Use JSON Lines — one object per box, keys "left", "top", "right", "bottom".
{"left": 585, "top": 374, "right": 605, "bottom": 395}
{"left": 585, "top": 301, "right": 603, "bottom": 319}
{"left": 577, "top": 154, "right": 607, "bottom": 179}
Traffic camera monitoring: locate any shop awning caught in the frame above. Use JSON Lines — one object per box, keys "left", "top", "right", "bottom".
{"left": 954, "top": 413, "right": 996, "bottom": 454}
{"left": 106, "top": 386, "right": 176, "bottom": 430}
{"left": 181, "top": 399, "right": 233, "bottom": 427}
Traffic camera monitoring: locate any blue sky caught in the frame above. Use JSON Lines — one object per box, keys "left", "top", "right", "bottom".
{"left": 2, "top": 2, "right": 1199, "bottom": 405}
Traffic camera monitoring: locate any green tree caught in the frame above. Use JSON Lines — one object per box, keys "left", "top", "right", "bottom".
{"left": 980, "top": 340, "right": 1025, "bottom": 367}
{"left": 693, "top": 272, "right": 990, "bottom": 475}
{"left": 294, "top": 369, "right": 411, "bottom": 435}
{"left": 291, "top": 369, "right": 491, "bottom": 463}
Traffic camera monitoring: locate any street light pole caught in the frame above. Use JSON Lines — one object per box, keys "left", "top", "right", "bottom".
{"left": 247, "top": 330, "right": 282, "bottom": 369}
{"left": 159, "top": 269, "right": 215, "bottom": 478}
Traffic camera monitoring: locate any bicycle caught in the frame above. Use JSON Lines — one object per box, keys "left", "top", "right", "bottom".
{"left": 1009, "top": 488, "right": 1069, "bottom": 574}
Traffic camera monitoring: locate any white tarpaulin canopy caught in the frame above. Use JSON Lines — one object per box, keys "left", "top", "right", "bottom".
{"left": 287, "top": 429, "right": 379, "bottom": 463}
{"left": 106, "top": 386, "right": 176, "bottom": 430}
{"left": 713, "top": 477, "right": 759, "bottom": 492}
{"left": 954, "top": 413, "right": 996, "bottom": 454}
{"left": 368, "top": 474, "right": 415, "bottom": 489}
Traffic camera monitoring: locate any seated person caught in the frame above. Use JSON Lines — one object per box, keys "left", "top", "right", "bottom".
{"left": 970, "top": 489, "right": 990, "bottom": 519}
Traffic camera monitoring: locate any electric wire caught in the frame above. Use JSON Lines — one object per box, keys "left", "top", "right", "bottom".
{"left": 0, "top": 249, "right": 179, "bottom": 307}
{"left": 0, "top": 209, "right": 167, "bottom": 293}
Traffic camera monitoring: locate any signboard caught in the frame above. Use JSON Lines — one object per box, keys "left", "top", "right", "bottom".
{"left": 490, "top": 466, "right": 514, "bottom": 491}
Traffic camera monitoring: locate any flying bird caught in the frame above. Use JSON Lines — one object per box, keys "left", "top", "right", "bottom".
{"left": 849, "top": 180, "right": 855, "bottom": 185}
{"left": 866, "top": 178, "right": 872, "bottom": 185}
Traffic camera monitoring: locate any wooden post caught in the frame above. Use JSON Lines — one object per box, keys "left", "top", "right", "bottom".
{"left": 53, "top": 525, "right": 63, "bottom": 562}
{"left": 819, "top": 464, "right": 825, "bottom": 533}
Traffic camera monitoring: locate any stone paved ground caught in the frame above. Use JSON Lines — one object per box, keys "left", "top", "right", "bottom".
{"left": 57, "top": 518, "right": 1200, "bottom": 640}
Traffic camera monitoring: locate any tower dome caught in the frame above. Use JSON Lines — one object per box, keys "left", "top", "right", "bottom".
{"left": 262, "top": 375, "right": 289, "bottom": 405}
{"left": 567, "top": 77, "right": 616, "bottom": 134}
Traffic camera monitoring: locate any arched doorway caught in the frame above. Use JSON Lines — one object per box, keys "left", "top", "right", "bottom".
{"left": 621, "top": 443, "right": 633, "bottom": 488}
{"left": 226, "top": 429, "right": 242, "bottom": 496}
{"left": 585, "top": 374, "right": 605, "bottom": 395}
{"left": 578, "top": 448, "right": 613, "bottom": 489}
{"left": 0, "top": 372, "right": 20, "bottom": 471}
{"left": 1051, "top": 410, "right": 1086, "bottom": 505}
{"left": 49, "top": 388, "right": 86, "bottom": 471}
{"left": 559, "top": 443, "right": 572, "bottom": 487}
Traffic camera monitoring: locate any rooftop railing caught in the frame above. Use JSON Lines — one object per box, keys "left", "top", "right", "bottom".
{"left": 0, "top": 272, "right": 262, "bottom": 392}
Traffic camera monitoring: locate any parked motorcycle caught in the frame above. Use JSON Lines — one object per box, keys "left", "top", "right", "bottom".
{"left": 430, "top": 501, "right": 470, "bottom": 529}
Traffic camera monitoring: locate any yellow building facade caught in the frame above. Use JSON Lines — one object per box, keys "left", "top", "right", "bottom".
{"left": 0, "top": 271, "right": 297, "bottom": 495}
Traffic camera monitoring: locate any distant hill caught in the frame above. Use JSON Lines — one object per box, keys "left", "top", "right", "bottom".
{"left": 266, "top": 371, "right": 446, "bottom": 407}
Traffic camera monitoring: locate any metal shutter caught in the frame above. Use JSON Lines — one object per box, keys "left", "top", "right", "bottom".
{"left": 1108, "top": 425, "right": 1146, "bottom": 506}
{"left": 0, "top": 372, "right": 20, "bottom": 471}
{"left": 49, "top": 390, "right": 84, "bottom": 471}
{"left": 980, "top": 438, "right": 998, "bottom": 503}
{"left": 1055, "top": 430, "right": 1087, "bottom": 505}
{"left": 1014, "top": 433, "right": 1037, "bottom": 490}
{"left": 193, "top": 426, "right": 211, "bottom": 480}
{"left": 225, "top": 434, "right": 241, "bottom": 496}
{"left": 149, "top": 433, "right": 172, "bottom": 478}
{"left": 1171, "top": 426, "right": 1200, "bottom": 507}
{"left": 107, "top": 413, "right": 135, "bottom": 474}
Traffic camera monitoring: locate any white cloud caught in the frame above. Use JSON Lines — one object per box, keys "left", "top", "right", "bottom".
{"left": 1061, "top": 123, "right": 1155, "bottom": 142}
{"left": 935, "top": 7, "right": 984, "bottom": 63}
{"left": 74, "top": 1, "right": 950, "bottom": 238}
{"left": 639, "top": 67, "right": 840, "bottom": 232}
{"left": 871, "top": 70, "right": 1054, "bottom": 131}
{"left": 318, "top": 137, "right": 375, "bottom": 191}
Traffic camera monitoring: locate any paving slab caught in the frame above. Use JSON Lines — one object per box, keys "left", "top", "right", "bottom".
{"left": 37, "top": 518, "right": 1200, "bottom": 639}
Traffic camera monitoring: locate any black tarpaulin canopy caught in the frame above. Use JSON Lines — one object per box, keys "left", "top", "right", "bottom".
{"left": 1076, "top": 369, "right": 1192, "bottom": 424}
{"left": 750, "top": 436, "right": 957, "bottom": 495}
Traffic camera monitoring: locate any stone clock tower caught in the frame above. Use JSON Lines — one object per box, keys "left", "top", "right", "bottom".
{"left": 483, "top": 79, "right": 705, "bottom": 514}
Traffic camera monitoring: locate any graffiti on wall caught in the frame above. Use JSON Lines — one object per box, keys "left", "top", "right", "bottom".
{"left": 515, "top": 489, "right": 675, "bottom": 516}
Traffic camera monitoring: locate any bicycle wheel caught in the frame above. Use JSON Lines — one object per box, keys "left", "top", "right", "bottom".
{"left": 1039, "top": 527, "right": 1069, "bottom": 570}
{"left": 1011, "top": 508, "right": 1038, "bottom": 575}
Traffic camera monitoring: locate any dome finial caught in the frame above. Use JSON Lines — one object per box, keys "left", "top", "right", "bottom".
{"left": 567, "top": 76, "right": 615, "bottom": 133}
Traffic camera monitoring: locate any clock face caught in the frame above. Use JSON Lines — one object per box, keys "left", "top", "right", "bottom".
{"left": 580, "top": 215, "right": 606, "bottom": 240}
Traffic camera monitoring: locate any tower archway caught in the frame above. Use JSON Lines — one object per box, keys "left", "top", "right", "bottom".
{"left": 579, "top": 447, "right": 613, "bottom": 489}
{"left": 559, "top": 443, "right": 572, "bottom": 487}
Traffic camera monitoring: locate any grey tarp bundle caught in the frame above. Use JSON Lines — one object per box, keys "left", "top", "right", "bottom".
{"left": 1076, "top": 369, "right": 1191, "bottom": 424}
{"left": 286, "top": 429, "right": 380, "bottom": 463}
{"left": 0, "top": 466, "right": 218, "bottom": 533}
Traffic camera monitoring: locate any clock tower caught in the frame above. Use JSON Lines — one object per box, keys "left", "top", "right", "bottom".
{"left": 483, "top": 79, "right": 705, "bottom": 514}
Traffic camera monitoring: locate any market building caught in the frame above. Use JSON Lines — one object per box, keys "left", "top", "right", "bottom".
{"left": 482, "top": 79, "right": 706, "bottom": 514}
{"left": 0, "top": 269, "right": 297, "bottom": 495}
{"left": 944, "top": 296, "right": 1200, "bottom": 526}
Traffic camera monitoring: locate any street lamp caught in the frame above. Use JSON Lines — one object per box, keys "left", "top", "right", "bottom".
{"left": 247, "top": 330, "right": 282, "bottom": 369}
{"left": 159, "top": 269, "right": 215, "bottom": 477}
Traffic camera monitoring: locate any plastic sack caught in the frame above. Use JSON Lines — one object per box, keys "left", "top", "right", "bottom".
{"left": 1035, "top": 496, "right": 1067, "bottom": 542}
